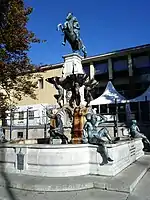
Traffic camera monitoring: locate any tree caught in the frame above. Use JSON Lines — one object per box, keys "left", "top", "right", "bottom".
{"left": 0, "top": 0, "right": 42, "bottom": 117}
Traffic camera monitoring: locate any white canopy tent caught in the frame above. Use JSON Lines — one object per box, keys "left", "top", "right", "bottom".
{"left": 90, "top": 81, "right": 126, "bottom": 105}
{"left": 129, "top": 86, "right": 150, "bottom": 102}
{"left": 128, "top": 86, "right": 150, "bottom": 121}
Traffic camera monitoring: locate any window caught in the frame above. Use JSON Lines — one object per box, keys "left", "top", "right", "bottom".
{"left": 140, "top": 102, "right": 149, "bottom": 121}
{"left": 133, "top": 55, "right": 150, "bottom": 68}
{"left": 100, "top": 105, "right": 107, "bottom": 114}
{"left": 29, "top": 111, "right": 34, "bottom": 120}
{"left": 38, "top": 78, "right": 44, "bottom": 89}
{"left": 17, "top": 132, "right": 23, "bottom": 138}
{"left": 130, "top": 102, "right": 139, "bottom": 120}
{"left": 18, "top": 111, "right": 24, "bottom": 120}
{"left": 113, "top": 58, "right": 128, "bottom": 71}
{"left": 109, "top": 104, "right": 116, "bottom": 114}
{"left": 83, "top": 65, "right": 90, "bottom": 75}
{"left": 94, "top": 61, "right": 108, "bottom": 75}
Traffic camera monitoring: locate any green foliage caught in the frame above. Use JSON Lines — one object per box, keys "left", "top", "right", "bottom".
{"left": 0, "top": 0, "right": 42, "bottom": 113}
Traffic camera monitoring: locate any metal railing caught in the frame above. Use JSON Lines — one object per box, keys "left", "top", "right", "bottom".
{"left": 4, "top": 108, "right": 50, "bottom": 140}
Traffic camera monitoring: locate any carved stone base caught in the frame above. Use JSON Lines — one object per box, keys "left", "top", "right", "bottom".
{"left": 62, "top": 53, "right": 84, "bottom": 77}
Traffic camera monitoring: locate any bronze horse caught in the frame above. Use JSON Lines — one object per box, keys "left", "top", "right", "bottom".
{"left": 57, "top": 17, "right": 87, "bottom": 58}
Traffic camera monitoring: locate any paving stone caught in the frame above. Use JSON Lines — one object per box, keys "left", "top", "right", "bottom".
{"left": 0, "top": 187, "right": 128, "bottom": 200}
{"left": 128, "top": 170, "right": 150, "bottom": 200}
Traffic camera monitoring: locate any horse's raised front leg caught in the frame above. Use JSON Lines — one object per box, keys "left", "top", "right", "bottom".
{"left": 57, "top": 24, "right": 66, "bottom": 46}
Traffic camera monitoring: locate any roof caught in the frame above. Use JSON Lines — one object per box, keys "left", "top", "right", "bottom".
{"left": 40, "top": 43, "right": 150, "bottom": 71}
{"left": 82, "top": 43, "right": 150, "bottom": 63}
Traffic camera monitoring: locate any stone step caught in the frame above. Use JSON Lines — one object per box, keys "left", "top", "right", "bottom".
{"left": 128, "top": 169, "right": 150, "bottom": 200}
{"left": 0, "top": 155, "right": 149, "bottom": 193}
{"left": 0, "top": 172, "right": 94, "bottom": 192}
{"left": 93, "top": 155, "right": 150, "bottom": 193}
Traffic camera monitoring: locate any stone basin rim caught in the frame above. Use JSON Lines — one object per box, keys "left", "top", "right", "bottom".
{"left": 0, "top": 138, "right": 141, "bottom": 149}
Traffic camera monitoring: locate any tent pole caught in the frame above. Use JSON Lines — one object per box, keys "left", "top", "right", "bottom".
{"left": 98, "top": 105, "right": 101, "bottom": 114}
{"left": 138, "top": 102, "right": 141, "bottom": 122}
{"left": 114, "top": 99, "right": 118, "bottom": 138}
{"left": 107, "top": 104, "right": 109, "bottom": 114}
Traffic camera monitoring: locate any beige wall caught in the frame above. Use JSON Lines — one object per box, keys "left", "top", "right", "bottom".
{"left": 18, "top": 67, "right": 62, "bottom": 106}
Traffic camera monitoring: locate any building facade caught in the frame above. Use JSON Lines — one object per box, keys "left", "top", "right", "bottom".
{"left": 18, "top": 64, "right": 63, "bottom": 106}
{"left": 5, "top": 44, "right": 150, "bottom": 141}
{"left": 19, "top": 44, "right": 150, "bottom": 105}
{"left": 17, "top": 44, "right": 150, "bottom": 121}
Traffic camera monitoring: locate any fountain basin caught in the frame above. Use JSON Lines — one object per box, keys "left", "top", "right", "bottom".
{"left": 0, "top": 138, "right": 144, "bottom": 177}
{"left": 10, "top": 139, "right": 37, "bottom": 145}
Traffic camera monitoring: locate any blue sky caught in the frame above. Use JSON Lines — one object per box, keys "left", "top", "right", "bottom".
{"left": 25, "top": 0, "right": 150, "bottom": 65}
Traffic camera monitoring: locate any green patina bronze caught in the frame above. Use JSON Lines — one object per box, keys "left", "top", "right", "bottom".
{"left": 57, "top": 12, "right": 87, "bottom": 58}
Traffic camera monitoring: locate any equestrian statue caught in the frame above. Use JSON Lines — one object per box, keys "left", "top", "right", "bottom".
{"left": 57, "top": 12, "right": 87, "bottom": 58}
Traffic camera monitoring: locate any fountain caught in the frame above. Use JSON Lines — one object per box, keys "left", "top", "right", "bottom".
{"left": 44, "top": 12, "right": 102, "bottom": 145}
{"left": 46, "top": 53, "right": 98, "bottom": 144}
{"left": 0, "top": 12, "right": 144, "bottom": 178}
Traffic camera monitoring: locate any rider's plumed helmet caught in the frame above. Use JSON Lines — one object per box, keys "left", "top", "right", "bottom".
{"left": 66, "top": 12, "right": 73, "bottom": 21}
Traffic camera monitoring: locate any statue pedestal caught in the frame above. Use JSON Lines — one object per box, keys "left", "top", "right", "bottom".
{"left": 62, "top": 53, "right": 85, "bottom": 105}
{"left": 62, "top": 53, "right": 87, "bottom": 143}
{"left": 62, "top": 53, "right": 84, "bottom": 77}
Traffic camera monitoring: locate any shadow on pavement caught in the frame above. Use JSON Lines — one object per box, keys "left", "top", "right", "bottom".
{"left": 0, "top": 144, "right": 19, "bottom": 200}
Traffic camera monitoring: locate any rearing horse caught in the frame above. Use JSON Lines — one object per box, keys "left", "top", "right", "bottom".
{"left": 57, "top": 21, "right": 87, "bottom": 58}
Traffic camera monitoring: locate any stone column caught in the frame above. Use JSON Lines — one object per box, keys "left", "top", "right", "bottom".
{"left": 128, "top": 54, "right": 133, "bottom": 77}
{"left": 89, "top": 62, "right": 95, "bottom": 79}
{"left": 128, "top": 54, "right": 135, "bottom": 98}
{"left": 108, "top": 58, "right": 113, "bottom": 80}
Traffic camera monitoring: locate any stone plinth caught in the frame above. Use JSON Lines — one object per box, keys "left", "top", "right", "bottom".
{"left": 62, "top": 53, "right": 85, "bottom": 105}
{"left": 0, "top": 138, "right": 144, "bottom": 177}
{"left": 62, "top": 53, "right": 84, "bottom": 77}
